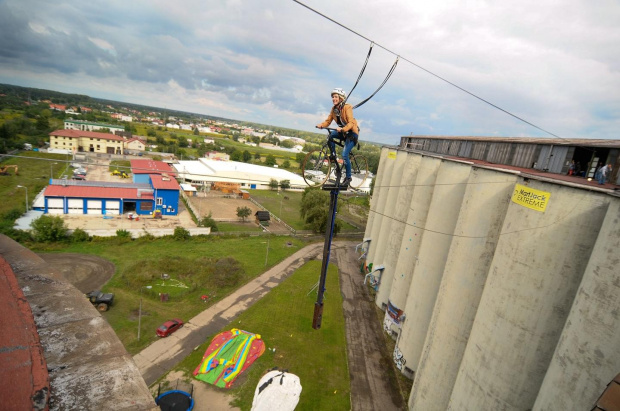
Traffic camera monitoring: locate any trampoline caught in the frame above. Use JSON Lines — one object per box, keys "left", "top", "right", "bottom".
{"left": 155, "top": 380, "right": 194, "bottom": 411}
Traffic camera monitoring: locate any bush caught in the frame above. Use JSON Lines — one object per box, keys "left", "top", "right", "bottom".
{"left": 201, "top": 213, "right": 218, "bottom": 232}
{"left": 173, "top": 226, "right": 191, "bottom": 240}
{"left": 71, "top": 228, "right": 90, "bottom": 242}
{"left": 116, "top": 229, "right": 131, "bottom": 239}
{"left": 212, "top": 257, "right": 244, "bottom": 287}
{"left": 30, "top": 215, "right": 68, "bottom": 242}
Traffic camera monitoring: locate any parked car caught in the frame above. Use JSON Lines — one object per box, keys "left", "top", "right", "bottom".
{"left": 156, "top": 319, "right": 184, "bottom": 337}
{"left": 72, "top": 175, "right": 86, "bottom": 180}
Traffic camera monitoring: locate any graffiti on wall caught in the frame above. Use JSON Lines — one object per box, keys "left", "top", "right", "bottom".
{"left": 393, "top": 346, "right": 406, "bottom": 370}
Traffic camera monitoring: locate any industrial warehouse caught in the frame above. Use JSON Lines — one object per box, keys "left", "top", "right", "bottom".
{"left": 36, "top": 159, "right": 180, "bottom": 217}
{"left": 361, "top": 143, "right": 620, "bottom": 410}
{"left": 172, "top": 158, "right": 309, "bottom": 190}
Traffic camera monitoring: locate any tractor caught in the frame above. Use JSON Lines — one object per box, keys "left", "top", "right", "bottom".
{"left": 153, "top": 209, "right": 163, "bottom": 219}
{"left": 86, "top": 290, "right": 115, "bottom": 312}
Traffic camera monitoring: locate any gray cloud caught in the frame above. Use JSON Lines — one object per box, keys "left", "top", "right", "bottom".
{"left": 0, "top": 0, "right": 618, "bottom": 143}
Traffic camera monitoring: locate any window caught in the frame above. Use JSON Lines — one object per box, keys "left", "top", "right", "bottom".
{"left": 97, "top": 145, "right": 100, "bottom": 150}
{"left": 140, "top": 202, "right": 152, "bottom": 211}
{"left": 156, "top": 197, "right": 163, "bottom": 206}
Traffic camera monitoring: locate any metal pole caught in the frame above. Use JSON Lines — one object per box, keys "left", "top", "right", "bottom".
{"left": 137, "top": 285, "right": 151, "bottom": 341}
{"left": 264, "top": 238, "right": 270, "bottom": 268}
{"left": 312, "top": 187, "right": 339, "bottom": 329}
{"left": 25, "top": 187, "right": 28, "bottom": 213}
{"left": 137, "top": 296, "right": 142, "bottom": 341}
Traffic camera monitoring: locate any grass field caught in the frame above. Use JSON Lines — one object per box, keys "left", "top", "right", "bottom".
{"left": 171, "top": 260, "right": 351, "bottom": 410}
{"left": 30, "top": 235, "right": 311, "bottom": 354}
{"left": 248, "top": 190, "right": 306, "bottom": 230}
{"left": 249, "top": 189, "right": 368, "bottom": 232}
{"left": 0, "top": 151, "right": 71, "bottom": 215}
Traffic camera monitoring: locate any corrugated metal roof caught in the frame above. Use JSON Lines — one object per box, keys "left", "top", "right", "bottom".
{"left": 402, "top": 135, "right": 620, "bottom": 148}
{"left": 45, "top": 185, "right": 153, "bottom": 200}
{"left": 50, "top": 179, "right": 150, "bottom": 189}
{"left": 130, "top": 159, "right": 176, "bottom": 175}
{"left": 150, "top": 174, "right": 180, "bottom": 190}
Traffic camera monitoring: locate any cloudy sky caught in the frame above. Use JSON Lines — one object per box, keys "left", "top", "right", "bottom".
{"left": 0, "top": 0, "right": 618, "bottom": 145}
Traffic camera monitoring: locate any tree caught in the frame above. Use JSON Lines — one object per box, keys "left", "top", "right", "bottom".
{"left": 296, "top": 152, "right": 306, "bottom": 169}
{"left": 173, "top": 226, "right": 191, "bottom": 240}
{"left": 30, "top": 215, "right": 67, "bottom": 242}
{"left": 300, "top": 188, "right": 341, "bottom": 234}
{"left": 242, "top": 150, "right": 252, "bottom": 163}
{"left": 236, "top": 206, "right": 252, "bottom": 222}
{"left": 282, "top": 160, "right": 291, "bottom": 169}
{"left": 254, "top": 152, "right": 261, "bottom": 160}
{"left": 201, "top": 213, "right": 218, "bottom": 231}
{"left": 268, "top": 178, "right": 279, "bottom": 190}
{"left": 231, "top": 150, "right": 242, "bottom": 161}
{"left": 280, "top": 180, "right": 290, "bottom": 190}
{"left": 265, "top": 154, "right": 276, "bottom": 166}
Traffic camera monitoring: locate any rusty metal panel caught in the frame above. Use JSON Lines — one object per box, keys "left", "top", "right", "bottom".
{"left": 458, "top": 141, "right": 472, "bottom": 157}
{"left": 511, "top": 144, "right": 539, "bottom": 168}
{"left": 487, "top": 143, "right": 511, "bottom": 164}
{"left": 471, "top": 142, "right": 488, "bottom": 160}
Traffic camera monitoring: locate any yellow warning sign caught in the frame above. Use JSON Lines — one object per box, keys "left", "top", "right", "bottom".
{"left": 511, "top": 184, "right": 551, "bottom": 212}
{"left": 387, "top": 151, "right": 397, "bottom": 159}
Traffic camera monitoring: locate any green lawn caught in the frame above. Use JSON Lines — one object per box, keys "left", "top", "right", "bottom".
{"left": 0, "top": 151, "right": 71, "bottom": 215}
{"left": 216, "top": 221, "right": 264, "bottom": 232}
{"left": 250, "top": 189, "right": 368, "bottom": 232}
{"left": 30, "top": 235, "right": 310, "bottom": 353}
{"left": 249, "top": 190, "right": 306, "bottom": 230}
{"left": 172, "top": 260, "right": 351, "bottom": 410}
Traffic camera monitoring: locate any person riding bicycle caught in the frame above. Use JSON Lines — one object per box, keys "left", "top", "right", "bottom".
{"left": 316, "top": 87, "right": 359, "bottom": 187}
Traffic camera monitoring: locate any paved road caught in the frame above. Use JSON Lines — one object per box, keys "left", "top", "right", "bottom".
{"left": 133, "top": 241, "right": 405, "bottom": 410}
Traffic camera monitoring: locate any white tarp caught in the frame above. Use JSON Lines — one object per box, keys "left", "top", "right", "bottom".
{"left": 251, "top": 370, "right": 301, "bottom": 411}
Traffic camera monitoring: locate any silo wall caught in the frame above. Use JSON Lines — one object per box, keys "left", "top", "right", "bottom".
{"left": 396, "top": 160, "right": 470, "bottom": 373}
{"left": 408, "top": 167, "right": 517, "bottom": 410}
{"left": 448, "top": 179, "right": 610, "bottom": 410}
{"left": 384, "top": 155, "right": 441, "bottom": 322}
{"left": 374, "top": 150, "right": 416, "bottom": 309}
{"left": 533, "top": 197, "right": 620, "bottom": 410}
{"left": 365, "top": 147, "right": 397, "bottom": 268}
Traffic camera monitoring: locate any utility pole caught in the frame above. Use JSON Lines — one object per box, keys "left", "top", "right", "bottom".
{"left": 137, "top": 285, "right": 152, "bottom": 340}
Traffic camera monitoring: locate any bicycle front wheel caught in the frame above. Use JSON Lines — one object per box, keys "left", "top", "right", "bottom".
{"left": 349, "top": 154, "right": 369, "bottom": 189}
{"left": 302, "top": 148, "right": 332, "bottom": 187}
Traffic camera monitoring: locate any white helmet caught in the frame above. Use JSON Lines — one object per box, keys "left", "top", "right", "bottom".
{"left": 331, "top": 88, "right": 347, "bottom": 100}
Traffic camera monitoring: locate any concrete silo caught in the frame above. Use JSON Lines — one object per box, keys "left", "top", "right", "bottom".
{"left": 364, "top": 147, "right": 396, "bottom": 269}
{"left": 533, "top": 198, "right": 620, "bottom": 410}
{"left": 384, "top": 155, "right": 440, "bottom": 349}
{"left": 408, "top": 167, "right": 518, "bottom": 410}
{"left": 396, "top": 160, "right": 471, "bottom": 375}
{"left": 448, "top": 179, "right": 610, "bottom": 410}
{"left": 373, "top": 150, "right": 415, "bottom": 309}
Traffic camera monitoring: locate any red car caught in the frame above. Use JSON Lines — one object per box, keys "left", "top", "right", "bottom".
{"left": 156, "top": 319, "right": 184, "bottom": 337}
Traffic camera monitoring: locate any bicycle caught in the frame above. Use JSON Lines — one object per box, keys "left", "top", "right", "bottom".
{"left": 301, "top": 127, "right": 369, "bottom": 189}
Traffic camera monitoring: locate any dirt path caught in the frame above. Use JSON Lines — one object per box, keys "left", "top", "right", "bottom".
{"left": 36, "top": 253, "right": 115, "bottom": 293}
{"left": 333, "top": 243, "right": 405, "bottom": 410}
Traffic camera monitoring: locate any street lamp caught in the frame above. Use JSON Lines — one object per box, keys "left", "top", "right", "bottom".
{"left": 137, "top": 285, "right": 153, "bottom": 341}
{"left": 16, "top": 185, "right": 28, "bottom": 213}
{"left": 50, "top": 162, "right": 57, "bottom": 180}
{"left": 264, "top": 238, "right": 270, "bottom": 268}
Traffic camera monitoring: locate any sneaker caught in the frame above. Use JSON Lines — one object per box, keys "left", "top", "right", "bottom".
{"left": 342, "top": 177, "right": 352, "bottom": 186}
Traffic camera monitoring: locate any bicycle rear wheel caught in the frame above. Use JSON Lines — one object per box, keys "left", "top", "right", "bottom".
{"left": 349, "top": 154, "right": 369, "bottom": 189}
{"left": 302, "top": 148, "right": 332, "bottom": 187}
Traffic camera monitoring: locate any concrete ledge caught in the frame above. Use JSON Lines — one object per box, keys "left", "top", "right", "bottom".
{"left": 0, "top": 235, "right": 157, "bottom": 410}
